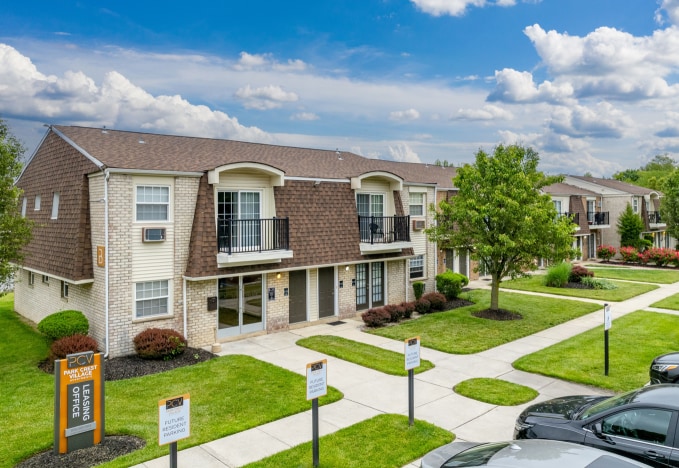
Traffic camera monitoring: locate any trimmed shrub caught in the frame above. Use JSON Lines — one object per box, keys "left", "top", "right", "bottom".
{"left": 412, "top": 281, "right": 425, "bottom": 300}
{"left": 596, "top": 245, "right": 616, "bottom": 262}
{"left": 361, "top": 307, "right": 391, "bottom": 327}
{"left": 580, "top": 276, "right": 618, "bottom": 290}
{"left": 436, "top": 270, "right": 469, "bottom": 300}
{"left": 400, "top": 301, "right": 416, "bottom": 319}
{"left": 415, "top": 298, "right": 431, "bottom": 314}
{"left": 569, "top": 265, "right": 594, "bottom": 283}
{"left": 383, "top": 304, "right": 405, "bottom": 323}
{"left": 619, "top": 246, "right": 640, "bottom": 263}
{"left": 134, "top": 328, "right": 187, "bottom": 360}
{"left": 50, "top": 334, "right": 98, "bottom": 361}
{"left": 544, "top": 262, "right": 572, "bottom": 287}
{"left": 422, "top": 292, "right": 447, "bottom": 311}
{"left": 38, "top": 310, "right": 89, "bottom": 340}
{"left": 641, "top": 247, "right": 675, "bottom": 267}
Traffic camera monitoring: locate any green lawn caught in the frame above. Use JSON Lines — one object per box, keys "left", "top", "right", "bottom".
{"left": 454, "top": 378, "right": 538, "bottom": 406}
{"left": 244, "top": 414, "right": 454, "bottom": 468}
{"left": 513, "top": 310, "right": 679, "bottom": 392}
{"left": 650, "top": 293, "right": 679, "bottom": 310}
{"left": 296, "top": 335, "right": 434, "bottom": 376}
{"left": 368, "top": 290, "right": 601, "bottom": 354}
{"left": 501, "top": 274, "right": 658, "bottom": 301}
{"left": 0, "top": 294, "right": 343, "bottom": 468}
{"left": 584, "top": 265, "right": 679, "bottom": 284}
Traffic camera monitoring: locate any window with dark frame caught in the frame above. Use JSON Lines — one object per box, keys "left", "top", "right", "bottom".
{"left": 61, "top": 281, "right": 69, "bottom": 298}
{"left": 410, "top": 255, "right": 424, "bottom": 279}
{"left": 42, "top": 275, "right": 49, "bottom": 284}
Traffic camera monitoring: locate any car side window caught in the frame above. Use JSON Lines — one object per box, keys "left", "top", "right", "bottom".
{"left": 600, "top": 409, "right": 673, "bottom": 445}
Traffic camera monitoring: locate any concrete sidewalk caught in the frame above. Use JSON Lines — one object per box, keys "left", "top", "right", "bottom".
{"left": 133, "top": 278, "right": 679, "bottom": 468}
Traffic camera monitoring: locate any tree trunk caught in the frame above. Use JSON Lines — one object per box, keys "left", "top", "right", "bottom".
{"left": 490, "top": 274, "right": 500, "bottom": 311}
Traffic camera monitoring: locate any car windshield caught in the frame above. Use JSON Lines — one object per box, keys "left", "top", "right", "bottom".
{"left": 578, "top": 389, "right": 639, "bottom": 420}
{"left": 442, "top": 442, "right": 510, "bottom": 467}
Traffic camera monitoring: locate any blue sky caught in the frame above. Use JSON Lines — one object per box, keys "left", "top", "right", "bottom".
{"left": 1, "top": 0, "right": 678, "bottom": 176}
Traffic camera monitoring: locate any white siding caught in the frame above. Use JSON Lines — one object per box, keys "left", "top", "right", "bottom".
{"left": 356, "top": 179, "right": 394, "bottom": 215}
{"left": 308, "top": 269, "right": 319, "bottom": 321}
{"left": 216, "top": 170, "right": 277, "bottom": 218}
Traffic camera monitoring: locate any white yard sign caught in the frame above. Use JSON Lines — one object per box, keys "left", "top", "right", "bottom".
{"left": 604, "top": 304, "right": 612, "bottom": 331}
{"left": 405, "top": 337, "right": 421, "bottom": 370}
{"left": 158, "top": 394, "right": 190, "bottom": 445}
{"left": 306, "top": 360, "right": 327, "bottom": 400}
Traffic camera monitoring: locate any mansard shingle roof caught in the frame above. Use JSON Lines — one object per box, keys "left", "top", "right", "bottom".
{"left": 53, "top": 125, "right": 457, "bottom": 188}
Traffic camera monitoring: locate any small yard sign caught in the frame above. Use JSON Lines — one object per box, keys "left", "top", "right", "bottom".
{"left": 404, "top": 336, "right": 421, "bottom": 370}
{"left": 158, "top": 394, "right": 190, "bottom": 445}
{"left": 306, "top": 360, "right": 327, "bottom": 400}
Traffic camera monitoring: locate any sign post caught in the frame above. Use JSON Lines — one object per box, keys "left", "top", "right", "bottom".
{"left": 159, "top": 394, "right": 190, "bottom": 468}
{"left": 54, "top": 351, "right": 104, "bottom": 454}
{"left": 604, "top": 303, "right": 611, "bottom": 376}
{"left": 404, "top": 337, "right": 421, "bottom": 426}
{"left": 306, "top": 359, "right": 327, "bottom": 468}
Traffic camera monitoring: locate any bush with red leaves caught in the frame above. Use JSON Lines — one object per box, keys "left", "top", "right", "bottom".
{"left": 133, "top": 328, "right": 187, "bottom": 360}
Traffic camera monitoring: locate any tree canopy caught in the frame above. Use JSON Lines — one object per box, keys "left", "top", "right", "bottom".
{"left": 616, "top": 204, "right": 645, "bottom": 249}
{"left": 660, "top": 169, "right": 679, "bottom": 245}
{"left": 427, "top": 144, "right": 577, "bottom": 312}
{"left": 0, "top": 119, "right": 33, "bottom": 292}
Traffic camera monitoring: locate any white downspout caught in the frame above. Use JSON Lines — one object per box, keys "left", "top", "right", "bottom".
{"left": 104, "top": 169, "right": 110, "bottom": 358}
{"left": 183, "top": 278, "right": 187, "bottom": 340}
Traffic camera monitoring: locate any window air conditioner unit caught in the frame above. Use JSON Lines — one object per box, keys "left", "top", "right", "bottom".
{"left": 142, "top": 227, "right": 166, "bottom": 242}
{"left": 413, "top": 219, "right": 426, "bottom": 231}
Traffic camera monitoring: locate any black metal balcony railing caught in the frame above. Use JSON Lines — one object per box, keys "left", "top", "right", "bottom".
{"left": 648, "top": 211, "right": 663, "bottom": 224}
{"left": 559, "top": 212, "right": 580, "bottom": 224}
{"left": 358, "top": 215, "right": 411, "bottom": 244}
{"left": 217, "top": 217, "right": 289, "bottom": 255}
{"left": 587, "top": 211, "right": 609, "bottom": 225}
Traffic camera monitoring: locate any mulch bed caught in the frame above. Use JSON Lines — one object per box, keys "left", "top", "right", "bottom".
{"left": 472, "top": 308, "right": 523, "bottom": 320}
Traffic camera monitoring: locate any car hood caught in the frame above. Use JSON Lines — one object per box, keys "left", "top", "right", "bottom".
{"left": 420, "top": 441, "right": 479, "bottom": 468}
{"left": 652, "top": 352, "right": 679, "bottom": 365}
{"left": 520, "top": 395, "right": 606, "bottom": 421}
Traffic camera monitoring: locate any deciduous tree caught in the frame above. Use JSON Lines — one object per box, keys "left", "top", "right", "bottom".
{"left": 0, "top": 119, "right": 33, "bottom": 292}
{"left": 428, "top": 145, "right": 577, "bottom": 312}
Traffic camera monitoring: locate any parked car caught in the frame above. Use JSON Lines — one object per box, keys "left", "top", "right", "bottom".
{"left": 514, "top": 384, "right": 679, "bottom": 467}
{"left": 421, "top": 439, "right": 651, "bottom": 467}
{"left": 650, "top": 352, "right": 679, "bottom": 384}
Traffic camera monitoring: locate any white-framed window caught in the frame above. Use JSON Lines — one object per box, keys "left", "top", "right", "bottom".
{"left": 51, "top": 193, "right": 60, "bottom": 219}
{"left": 409, "top": 192, "right": 425, "bottom": 217}
{"left": 410, "top": 255, "right": 425, "bottom": 279}
{"left": 61, "top": 281, "right": 69, "bottom": 298}
{"left": 28, "top": 271, "right": 34, "bottom": 286}
{"left": 42, "top": 275, "right": 49, "bottom": 284}
{"left": 136, "top": 186, "right": 170, "bottom": 221}
{"left": 135, "top": 280, "right": 169, "bottom": 318}
{"left": 553, "top": 200, "right": 562, "bottom": 214}
{"left": 34, "top": 195, "right": 41, "bottom": 211}
{"left": 21, "top": 197, "right": 27, "bottom": 217}
{"left": 633, "top": 197, "right": 639, "bottom": 213}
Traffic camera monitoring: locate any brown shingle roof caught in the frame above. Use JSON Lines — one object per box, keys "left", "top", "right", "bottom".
{"left": 17, "top": 132, "right": 98, "bottom": 281}
{"left": 53, "top": 126, "right": 458, "bottom": 187}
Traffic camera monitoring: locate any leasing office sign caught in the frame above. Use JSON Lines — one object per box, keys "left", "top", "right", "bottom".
{"left": 54, "top": 351, "right": 104, "bottom": 454}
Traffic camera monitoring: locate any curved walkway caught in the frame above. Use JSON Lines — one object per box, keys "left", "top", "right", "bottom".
{"left": 134, "top": 277, "right": 679, "bottom": 468}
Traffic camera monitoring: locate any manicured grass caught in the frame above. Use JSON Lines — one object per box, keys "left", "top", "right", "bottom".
{"left": 584, "top": 265, "right": 679, "bottom": 284}
{"left": 650, "top": 293, "right": 679, "bottom": 310}
{"left": 296, "top": 335, "right": 434, "bottom": 376}
{"left": 0, "top": 295, "right": 343, "bottom": 468}
{"left": 368, "top": 290, "right": 601, "bottom": 354}
{"left": 513, "top": 310, "right": 679, "bottom": 392}
{"left": 243, "top": 414, "right": 454, "bottom": 468}
{"left": 454, "top": 378, "right": 538, "bottom": 406}
{"left": 501, "top": 274, "right": 658, "bottom": 301}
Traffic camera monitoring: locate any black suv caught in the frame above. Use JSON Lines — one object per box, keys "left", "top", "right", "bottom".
{"left": 650, "top": 352, "right": 679, "bottom": 384}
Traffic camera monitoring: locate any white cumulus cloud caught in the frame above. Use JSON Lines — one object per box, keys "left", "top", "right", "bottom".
{"left": 409, "top": 0, "right": 519, "bottom": 17}
{"left": 389, "top": 108, "right": 420, "bottom": 121}
{"left": 234, "top": 84, "right": 299, "bottom": 110}
{"left": 455, "top": 104, "right": 513, "bottom": 120}
{"left": 388, "top": 143, "right": 422, "bottom": 163}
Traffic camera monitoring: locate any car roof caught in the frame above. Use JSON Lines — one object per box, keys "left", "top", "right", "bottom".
{"left": 627, "top": 384, "right": 679, "bottom": 409}
{"left": 427, "top": 440, "right": 651, "bottom": 467}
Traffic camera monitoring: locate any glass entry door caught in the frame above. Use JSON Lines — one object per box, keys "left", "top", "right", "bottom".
{"left": 356, "top": 262, "right": 384, "bottom": 309}
{"left": 217, "top": 274, "right": 264, "bottom": 337}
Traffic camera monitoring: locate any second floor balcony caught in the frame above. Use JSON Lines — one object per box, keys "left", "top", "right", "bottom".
{"left": 217, "top": 217, "right": 293, "bottom": 266}
{"left": 559, "top": 212, "right": 580, "bottom": 224}
{"left": 648, "top": 211, "right": 664, "bottom": 226}
{"left": 587, "top": 211, "right": 610, "bottom": 227}
{"left": 358, "top": 215, "right": 411, "bottom": 254}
